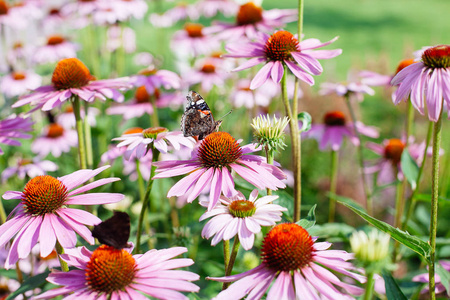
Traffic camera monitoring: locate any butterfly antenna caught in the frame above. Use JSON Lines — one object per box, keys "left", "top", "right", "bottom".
{"left": 218, "top": 110, "right": 233, "bottom": 121}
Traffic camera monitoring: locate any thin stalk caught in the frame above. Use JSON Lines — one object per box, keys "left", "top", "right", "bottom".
{"left": 297, "top": 0, "right": 304, "bottom": 40}
{"left": 223, "top": 236, "right": 241, "bottom": 290}
{"left": 135, "top": 148, "right": 160, "bottom": 254}
{"left": 150, "top": 94, "right": 159, "bottom": 127}
{"left": 72, "top": 97, "right": 87, "bottom": 169}
{"left": 55, "top": 242, "right": 69, "bottom": 272}
{"left": 405, "top": 100, "right": 414, "bottom": 142}
{"left": 15, "top": 262, "right": 23, "bottom": 283}
{"left": 429, "top": 113, "right": 443, "bottom": 300}
{"left": 222, "top": 240, "right": 230, "bottom": 281}
{"left": 363, "top": 272, "right": 375, "bottom": 300}
{"left": 403, "top": 122, "right": 433, "bottom": 229}
{"left": 136, "top": 160, "right": 145, "bottom": 200}
{"left": 84, "top": 101, "right": 94, "bottom": 169}
{"left": 0, "top": 198, "right": 6, "bottom": 224}
{"left": 281, "top": 66, "right": 301, "bottom": 221}
{"left": 345, "top": 96, "right": 372, "bottom": 215}
{"left": 394, "top": 165, "right": 403, "bottom": 229}
{"left": 328, "top": 150, "right": 339, "bottom": 222}
{"left": 265, "top": 146, "right": 274, "bottom": 196}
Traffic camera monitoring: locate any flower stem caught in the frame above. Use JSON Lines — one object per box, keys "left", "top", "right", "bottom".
{"left": 83, "top": 101, "right": 94, "bottom": 169}
{"left": 363, "top": 272, "right": 375, "bottom": 300}
{"left": 55, "top": 242, "right": 69, "bottom": 272}
{"left": 135, "top": 147, "right": 160, "bottom": 253}
{"left": 281, "top": 65, "right": 302, "bottom": 221}
{"left": 265, "top": 146, "right": 274, "bottom": 196}
{"left": 150, "top": 94, "right": 159, "bottom": 127}
{"left": 297, "top": 0, "right": 304, "bottom": 41}
{"left": 345, "top": 96, "right": 372, "bottom": 215}
{"left": 136, "top": 160, "right": 145, "bottom": 200}
{"left": 328, "top": 150, "right": 339, "bottom": 222}
{"left": 429, "top": 114, "right": 443, "bottom": 300}
{"left": 72, "top": 97, "right": 87, "bottom": 169}
{"left": 222, "top": 237, "right": 240, "bottom": 290}
{"left": 0, "top": 199, "right": 6, "bottom": 224}
{"left": 222, "top": 240, "right": 230, "bottom": 278}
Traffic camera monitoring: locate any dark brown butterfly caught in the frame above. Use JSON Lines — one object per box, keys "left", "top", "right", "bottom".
{"left": 92, "top": 211, "right": 131, "bottom": 249}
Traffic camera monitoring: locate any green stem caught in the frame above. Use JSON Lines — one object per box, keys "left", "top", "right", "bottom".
{"left": 55, "top": 242, "right": 69, "bottom": 272}
{"left": 297, "top": 0, "right": 304, "bottom": 40}
{"left": 135, "top": 148, "right": 160, "bottom": 253}
{"left": 72, "top": 97, "right": 87, "bottom": 169}
{"left": 0, "top": 198, "right": 6, "bottom": 224}
{"left": 83, "top": 101, "right": 94, "bottom": 169}
{"left": 345, "top": 96, "right": 372, "bottom": 215}
{"left": 402, "top": 121, "right": 433, "bottom": 229}
{"left": 223, "top": 240, "right": 230, "bottom": 277}
{"left": 328, "top": 150, "right": 339, "bottom": 222}
{"left": 281, "top": 65, "right": 301, "bottom": 221}
{"left": 15, "top": 262, "right": 23, "bottom": 283}
{"left": 222, "top": 236, "right": 240, "bottom": 290}
{"left": 150, "top": 94, "right": 159, "bottom": 127}
{"left": 363, "top": 272, "right": 375, "bottom": 300}
{"left": 394, "top": 165, "right": 403, "bottom": 229}
{"left": 429, "top": 114, "right": 443, "bottom": 300}
{"left": 265, "top": 146, "right": 274, "bottom": 196}
{"left": 405, "top": 101, "right": 414, "bottom": 142}
{"left": 136, "top": 160, "right": 145, "bottom": 200}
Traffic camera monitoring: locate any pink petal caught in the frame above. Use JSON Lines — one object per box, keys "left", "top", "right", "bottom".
{"left": 68, "top": 177, "right": 121, "bottom": 196}
{"left": 57, "top": 210, "right": 95, "bottom": 244}
{"left": 66, "top": 193, "right": 124, "bottom": 205}
{"left": 270, "top": 61, "right": 284, "bottom": 83}
{"left": 48, "top": 214, "right": 77, "bottom": 248}
{"left": 0, "top": 215, "right": 29, "bottom": 247}
{"left": 59, "top": 166, "right": 110, "bottom": 190}
{"left": 291, "top": 52, "right": 323, "bottom": 75}
{"left": 187, "top": 168, "right": 214, "bottom": 203}
{"left": 39, "top": 215, "right": 57, "bottom": 257}
{"left": 250, "top": 61, "right": 275, "bottom": 90}
{"left": 167, "top": 169, "right": 204, "bottom": 197}
{"left": 208, "top": 169, "right": 223, "bottom": 210}
{"left": 285, "top": 60, "right": 314, "bottom": 85}
{"left": 267, "top": 271, "right": 295, "bottom": 300}
{"left": 232, "top": 57, "right": 265, "bottom": 72}
{"left": 426, "top": 69, "right": 443, "bottom": 122}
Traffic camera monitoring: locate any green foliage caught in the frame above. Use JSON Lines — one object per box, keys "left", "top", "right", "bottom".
{"left": 296, "top": 204, "right": 316, "bottom": 229}
{"left": 6, "top": 271, "right": 50, "bottom": 300}
{"left": 298, "top": 112, "right": 312, "bottom": 133}
{"left": 401, "top": 150, "right": 420, "bottom": 190}
{"left": 383, "top": 271, "right": 408, "bottom": 300}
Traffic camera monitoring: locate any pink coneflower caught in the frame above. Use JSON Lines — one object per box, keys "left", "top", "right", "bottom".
{"left": 2, "top": 157, "right": 58, "bottom": 183}
{"left": 35, "top": 245, "right": 199, "bottom": 299}
{"left": 209, "top": 223, "right": 365, "bottom": 299}
{"left": 106, "top": 25, "right": 136, "bottom": 54}
{"left": 226, "top": 30, "right": 341, "bottom": 89}
{"left": 211, "top": 2, "right": 297, "bottom": 41}
{"left": 0, "top": 165, "right": 124, "bottom": 268}
{"left": 199, "top": 189, "right": 286, "bottom": 250}
{"left": 193, "top": 0, "right": 238, "bottom": 18}
{"left": 31, "top": 123, "right": 78, "bottom": 158}
{"left": 32, "top": 35, "right": 78, "bottom": 65}
{"left": 153, "top": 132, "right": 286, "bottom": 210}
{"left": 0, "top": 71, "right": 42, "bottom": 98}
{"left": 113, "top": 127, "right": 196, "bottom": 160}
{"left": 61, "top": 0, "right": 102, "bottom": 18}
{"left": 56, "top": 105, "right": 99, "bottom": 129}
{"left": 171, "top": 23, "right": 220, "bottom": 58}
{"left": 13, "top": 58, "right": 132, "bottom": 111}
{"left": 230, "top": 78, "right": 279, "bottom": 108}
{"left": 149, "top": 3, "right": 198, "bottom": 28}
{"left": 413, "top": 260, "right": 450, "bottom": 297}
{"left": 319, "top": 78, "right": 375, "bottom": 102}
{"left": 132, "top": 67, "right": 181, "bottom": 94}
{"left": 0, "top": 114, "right": 33, "bottom": 155}
{"left": 303, "top": 111, "right": 379, "bottom": 151}
{"left": 0, "top": 0, "right": 28, "bottom": 29}
{"left": 110, "top": 0, "right": 148, "bottom": 21}
{"left": 392, "top": 45, "right": 450, "bottom": 122}
{"left": 183, "top": 59, "right": 229, "bottom": 92}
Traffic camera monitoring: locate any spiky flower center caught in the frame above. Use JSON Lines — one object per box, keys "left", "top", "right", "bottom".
{"left": 40, "top": 250, "right": 58, "bottom": 261}
{"left": 264, "top": 31, "right": 299, "bottom": 62}
{"left": 138, "top": 68, "right": 157, "bottom": 76}
{"left": 22, "top": 175, "right": 68, "bottom": 215}
{"left": 324, "top": 111, "right": 346, "bottom": 126}
{"left": 201, "top": 64, "right": 216, "bottom": 74}
{"left": 185, "top": 23, "right": 203, "bottom": 38}
{"left": 19, "top": 158, "right": 33, "bottom": 166}
{"left": 51, "top": 58, "right": 94, "bottom": 90}
{"left": 228, "top": 200, "right": 256, "bottom": 218}
{"left": 395, "top": 58, "right": 415, "bottom": 75}
{"left": 236, "top": 2, "right": 263, "bottom": 26}
{"left": 422, "top": 45, "right": 450, "bottom": 69}
{"left": 123, "top": 127, "right": 143, "bottom": 135}
{"left": 13, "top": 42, "right": 23, "bottom": 50}
{"left": 135, "top": 86, "right": 160, "bottom": 103}
{"left": 47, "top": 35, "right": 65, "bottom": 46}
{"left": 49, "top": 8, "right": 60, "bottom": 15}
{"left": 261, "top": 223, "right": 315, "bottom": 271}
{"left": 86, "top": 245, "right": 137, "bottom": 294}
{"left": 46, "top": 123, "right": 65, "bottom": 138}
{"left": 384, "top": 138, "right": 404, "bottom": 165}
{"left": 142, "top": 127, "right": 168, "bottom": 139}
{"left": 197, "top": 132, "right": 243, "bottom": 169}
{"left": 12, "top": 72, "right": 26, "bottom": 80}
{"left": 0, "top": 1, "right": 8, "bottom": 15}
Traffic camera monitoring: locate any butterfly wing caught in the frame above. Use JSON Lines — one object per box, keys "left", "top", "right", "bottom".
{"left": 92, "top": 211, "right": 130, "bottom": 249}
{"left": 181, "top": 91, "right": 217, "bottom": 140}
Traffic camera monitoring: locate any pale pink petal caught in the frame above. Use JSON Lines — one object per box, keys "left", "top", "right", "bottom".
{"left": 267, "top": 271, "right": 295, "bottom": 300}
{"left": 48, "top": 214, "right": 77, "bottom": 248}
{"left": 66, "top": 193, "right": 124, "bottom": 205}
{"left": 291, "top": 52, "right": 323, "bottom": 75}
{"left": 270, "top": 61, "right": 284, "bottom": 83}
{"left": 59, "top": 166, "right": 110, "bottom": 190}
{"left": 285, "top": 60, "right": 314, "bottom": 85}
{"left": 232, "top": 57, "right": 265, "bottom": 72}
{"left": 57, "top": 210, "right": 95, "bottom": 244}
{"left": 68, "top": 177, "right": 121, "bottom": 196}
{"left": 187, "top": 168, "right": 214, "bottom": 203}
{"left": 250, "top": 61, "right": 275, "bottom": 90}
{"left": 167, "top": 169, "right": 204, "bottom": 197}
{"left": 39, "top": 215, "right": 57, "bottom": 257}
{"left": 294, "top": 271, "right": 321, "bottom": 300}
{"left": 208, "top": 169, "right": 223, "bottom": 210}
{"left": 0, "top": 215, "right": 29, "bottom": 247}
{"left": 426, "top": 69, "right": 443, "bottom": 122}
{"left": 17, "top": 216, "right": 41, "bottom": 259}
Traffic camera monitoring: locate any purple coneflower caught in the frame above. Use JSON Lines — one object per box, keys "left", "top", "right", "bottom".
{"left": 320, "top": 79, "right": 375, "bottom": 102}
{"left": 183, "top": 59, "right": 229, "bottom": 92}
{"left": 226, "top": 30, "right": 341, "bottom": 89}
{"left": 35, "top": 245, "right": 199, "bottom": 299}
{"left": 193, "top": 0, "right": 238, "bottom": 18}
{"left": 230, "top": 78, "right": 279, "bottom": 108}
{"left": 149, "top": 2, "right": 198, "bottom": 28}
{"left": 113, "top": 127, "right": 196, "bottom": 160}
{"left": 132, "top": 67, "right": 180, "bottom": 94}
{"left": 56, "top": 105, "right": 99, "bottom": 129}
{"left": 33, "top": 35, "right": 78, "bottom": 65}
{"left": 2, "top": 157, "right": 58, "bottom": 183}
{"left": 171, "top": 23, "right": 220, "bottom": 58}
{"left": 200, "top": 190, "right": 286, "bottom": 250}
{"left": 0, "top": 114, "right": 33, "bottom": 155}
{"left": 0, "top": 166, "right": 124, "bottom": 268}
{"left": 31, "top": 123, "right": 78, "bottom": 158}
{"left": 153, "top": 131, "right": 286, "bottom": 210}
{"left": 392, "top": 45, "right": 450, "bottom": 122}
{"left": 0, "top": 71, "right": 41, "bottom": 98}
{"left": 209, "top": 223, "right": 365, "bottom": 299}
{"left": 106, "top": 25, "right": 136, "bottom": 54}
{"left": 303, "top": 111, "right": 379, "bottom": 151}
{"left": 13, "top": 58, "right": 131, "bottom": 111}
{"left": 413, "top": 260, "right": 450, "bottom": 297}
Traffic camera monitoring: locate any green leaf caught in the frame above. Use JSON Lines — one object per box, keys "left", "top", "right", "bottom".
{"left": 401, "top": 150, "right": 419, "bottom": 190}
{"left": 296, "top": 205, "right": 316, "bottom": 229}
{"left": 383, "top": 271, "right": 408, "bottom": 300}
{"left": 338, "top": 201, "right": 431, "bottom": 262}
{"left": 413, "top": 193, "right": 450, "bottom": 204}
{"left": 436, "top": 262, "right": 450, "bottom": 294}
{"left": 298, "top": 112, "right": 312, "bottom": 133}
{"left": 6, "top": 271, "right": 50, "bottom": 300}
{"left": 327, "top": 192, "right": 366, "bottom": 212}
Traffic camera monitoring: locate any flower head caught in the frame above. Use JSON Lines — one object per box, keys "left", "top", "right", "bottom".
{"left": 33, "top": 35, "right": 78, "bottom": 65}
{"left": 36, "top": 245, "right": 199, "bottom": 299}
{"left": 31, "top": 123, "right": 78, "bottom": 158}
{"left": 0, "top": 115, "right": 33, "bottom": 155}
{"left": 171, "top": 23, "right": 220, "bottom": 57}
{"left": 350, "top": 230, "right": 391, "bottom": 273}
{"left": 2, "top": 156, "right": 58, "bottom": 183}
{"left": 392, "top": 44, "right": 450, "bottom": 121}
{"left": 303, "top": 111, "right": 379, "bottom": 151}
{"left": 14, "top": 58, "right": 132, "bottom": 111}
{"left": 251, "top": 114, "right": 289, "bottom": 154}
{"left": 199, "top": 190, "right": 286, "bottom": 250}
{"left": 413, "top": 260, "right": 450, "bottom": 297}
{"left": 132, "top": 67, "right": 181, "bottom": 93}
{"left": 153, "top": 131, "right": 286, "bottom": 210}
{"left": 226, "top": 31, "right": 341, "bottom": 89}
{"left": 0, "top": 166, "right": 124, "bottom": 268}
{"left": 209, "top": 223, "right": 365, "bottom": 299}
{"left": 320, "top": 78, "right": 375, "bottom": 102}
{"left": 0, "top": 71, "right": 41, "bottom": 98}
{"left": 230, "top": 78, "right": 279, "bottom": 108}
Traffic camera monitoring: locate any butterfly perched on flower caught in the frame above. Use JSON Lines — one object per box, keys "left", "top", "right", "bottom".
{"left": 92, "top": 211, "right": 131, "bottom": 249}
{"left": 181, "top": 91, "right": 222, "bottom": 140}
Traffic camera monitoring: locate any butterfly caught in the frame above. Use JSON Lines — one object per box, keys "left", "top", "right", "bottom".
{"left": 92, "top": 211, "right": 131, "bottom": 249}
{"left": 181, "top": 91, "right": 222, "bottom": 140}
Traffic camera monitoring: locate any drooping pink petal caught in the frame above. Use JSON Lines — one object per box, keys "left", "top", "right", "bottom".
{"left": 285, "top": 60, "right": 314, "bottom": 85}
{"left": 167, "top": 169, "right": 205, "bottom": 197}
{"left": 250, "top": 61, "right": 275, "bottom": 90}
{"left": 267, "top": 271, "right": 296, "bottom": 300}
{"left": 59, "top": 166, "right": 110, "bottom": 190}
{"left": 426, "top": 69, "right": 443, "bottom": 122}
{"left": 68, "top": 177, "right": 121, "bottom": 196}
{"left": 293, "top": 271, "right": 320, "bottom": 300}
{"left": 270, "top": 60, "right": 284, "bottom": 83}
{"left": 0, "top": 214, "right": 29, "bottom": 247}
{"left": 208, "top": 169, "right": 223, "bottom": 210}
{"left": 16, "top": 216, "right": 41, "bottom": 259}
{"left": 48, "top": 214, "right": 77, "bottom": 248}
{"left": 187, "top": 168, "right": 214, "bottom": 203}
{"left": 66, "top": 193, "right": 124, "bottom": 205}
{"left": 232, "top": 57, "right": 266, "bottom": 72}
{"left": 39, "top": 215, "right": 57, "bottom": 257}
{"left": 57, "top": 210, "right": 95, "bottom": 244}
{"left": 291, "top": 52, "right": 323, "bottom": 75}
